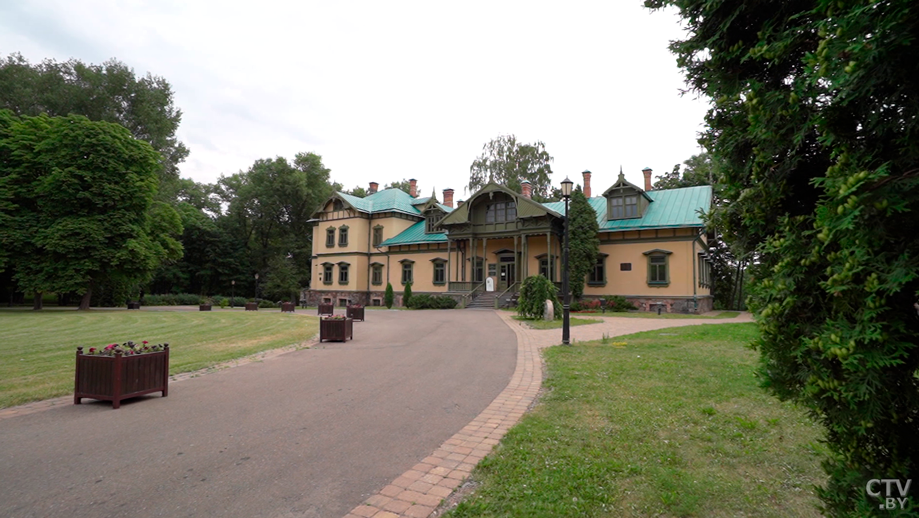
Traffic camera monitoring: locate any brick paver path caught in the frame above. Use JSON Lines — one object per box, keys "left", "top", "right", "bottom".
{"left": 344, "top": 311, "right": 753, "bottom": 518}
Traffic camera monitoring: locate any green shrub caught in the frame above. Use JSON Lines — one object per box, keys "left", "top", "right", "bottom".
{"left": 569, "top": 301, "right": 583, "bottom": 312}
{"left": 257, "top": 299, "right": 277, "bottom": 308}
{"left": 384, "top": 283, "right": 394, "bottom": 309}
{"left": 604, "top": 295, "right": 636, "bottom": 312}
{"left": 406, "top": 294, "right": 458, "bottom": 309}
{"left": 141, "top": 293, "right": 203, "bottom": 306}
{"left": 218, "top": 298, "right": 229, "bottom": 308}
{"left": 402, "top": 282, "right": 412, "bottom": 307}
{"left": 517, "top": 275, "right": 560, "bottom": 319}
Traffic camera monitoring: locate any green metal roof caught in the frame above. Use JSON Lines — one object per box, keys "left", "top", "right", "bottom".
{"left": 540, "top": 185, "right": 711, "bottom": 230}
{"left": 336, "top": 189, "right": 421, "bottom": 216}
{"left": 380, "top": 220, "right": 448, "bottom": 246}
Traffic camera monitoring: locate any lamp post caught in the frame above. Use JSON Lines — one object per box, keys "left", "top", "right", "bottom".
{"left": 231, "top": 280, "right": 235, "bottom": 308}
{"left": 560, "top": 177, "right": 573, "bottom": 346}
{"left": 254, "top": 273, "right": 259, "bottom": 301}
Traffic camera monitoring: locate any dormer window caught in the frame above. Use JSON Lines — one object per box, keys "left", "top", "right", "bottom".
{"left": 603, "top": 170, "right": 652, "bottom": 221}
{"left": 426, "top": 214, "right": 443, "bottom": 233}
{"left": 625, "top": 195, "right": 638, "bottom": 217}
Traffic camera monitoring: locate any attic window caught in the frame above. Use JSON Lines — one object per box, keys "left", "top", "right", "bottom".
{"left": 332, "top": 199, "right": 344, "bottom": 211}
{"left": 609, "top": 195, "right": 639, "bottom": 220}
{"left": 486, "top": 202, "right": 516, "bottom": 223}
{"left": 425, "top": 213, "right": 444, "bottom": 234}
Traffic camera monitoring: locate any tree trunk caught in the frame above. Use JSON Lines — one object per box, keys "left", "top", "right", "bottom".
{"left": 79, "top": 280, "right": 93, "bottom": 310}
{"left": 33, "top": 292, "right": 43, "bottom": 310}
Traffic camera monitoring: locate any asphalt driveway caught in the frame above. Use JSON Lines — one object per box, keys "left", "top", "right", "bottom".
{"left": 0, "top": 309, "right": 517, "bottom": 518}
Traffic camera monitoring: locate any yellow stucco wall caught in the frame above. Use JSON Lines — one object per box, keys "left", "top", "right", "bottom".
{"left": 386, "top": 245, "right": 450, "bottom": 292}
{"left": 582, "top": 239, "right": 706, "bottom": 297}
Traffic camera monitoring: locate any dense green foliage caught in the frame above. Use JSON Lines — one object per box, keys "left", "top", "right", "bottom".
{"left": 0, "top": 53, "right": 188, "bottom": 191}
{"left": 517, "top": 275, "right": 561, "bottom": 319}
{"left": 647, "top": 0, "right": 919, "bottom": 513}
{"left": 603, "top": 295, "right": 637, "bottom": 312}
{"left": 567, "top": 187, "right": 600, "bottom": 300}
{"left": 467, "top": 134, "right": 555, "bottom": 201}
{"left": 384, "top": 282, "right": 394, "bottom": 309}
{"left": 0, "top": 111, "right": 182, "bottom": 309}
{"left": 402, "top": 282, "right": 412, "bottom": 307}
{"left": 405, "top": 294, "right": 458, "bottom": 309}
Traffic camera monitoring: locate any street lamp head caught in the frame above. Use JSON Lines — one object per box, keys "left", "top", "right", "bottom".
{"left": 254, "top": 273, "right": 259, "bottom": 280}
{"left": 560, "top": 177, "right": 573, "bottom": 198}
{"left": 231, "top": 280, "right": 235, "bottom": 285}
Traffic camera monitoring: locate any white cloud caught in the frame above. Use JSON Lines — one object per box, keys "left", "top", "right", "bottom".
{"left": 0, "top": 0, "right": 709, "bottom": 198}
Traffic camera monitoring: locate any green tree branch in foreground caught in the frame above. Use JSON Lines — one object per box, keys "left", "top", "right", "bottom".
{"left": 646, "top": 0, "right": 919, "bottom": 514}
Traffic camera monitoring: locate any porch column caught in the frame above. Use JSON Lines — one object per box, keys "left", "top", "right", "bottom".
{"left": 483, "top": 238, "right": 488, "bottom": 284}
{"left": 447, "top": 239, "right": 452, "bottom": 285}
{"left": 547, "top": 232, "right": 552, "bottom": 281}
{"left": 472, "top": 237, "right": 477, "bottom": 283}
{"left": 513, "top": 235, "right": 519, "bottom": 284}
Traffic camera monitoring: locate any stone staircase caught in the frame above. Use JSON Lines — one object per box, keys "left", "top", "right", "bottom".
{"left": 465, "top": 292, "right": 496, "bottom": 309}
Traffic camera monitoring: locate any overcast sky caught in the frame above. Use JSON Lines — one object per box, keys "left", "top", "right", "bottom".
{"left": 0, "top": 0, "right": 709, "bottom": 201}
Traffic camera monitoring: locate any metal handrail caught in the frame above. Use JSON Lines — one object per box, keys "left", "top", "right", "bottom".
{"left": 459, "top": 282, "right": 485, "bottom": 308}
{"left": 494, "top": 282, "right": 519, "bottom": 309}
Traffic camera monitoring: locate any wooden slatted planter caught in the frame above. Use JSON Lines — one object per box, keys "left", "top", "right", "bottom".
{"left": 74, "top": 345, "right": 169, "bottom": 409}
{"left": 346, "top": 305, "right": 364, "bottom": 321}
{"left": 281, "top": 302, "right": 295, "bottom": 313}
{"left": 319, "top": 318, "right": 353, "bottom": 342}
{"left": 199, "top": 304, "right": 212, "bottom": 311}
{"left": 245, "top": 303, "right": 258, "bottom": 311}
{"left": 318, "top": 303, "right": 333, "bottom": 316}
{"left": 126, "top": 301, "right": 141, "bottom": 310}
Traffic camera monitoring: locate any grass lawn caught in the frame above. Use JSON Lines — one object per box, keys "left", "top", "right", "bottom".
{"left": 512, "top": 316, "right": 603, "bottom": 330}
{"left": 0, "top": 309, "right": 318, "bottom": 409}
{"left": 448, "top": 323, "right": 826, "bottom": 518}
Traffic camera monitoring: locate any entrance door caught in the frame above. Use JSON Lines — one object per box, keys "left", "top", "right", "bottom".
{"left": 499, "top": 263, "right": 516, "bottom": 291}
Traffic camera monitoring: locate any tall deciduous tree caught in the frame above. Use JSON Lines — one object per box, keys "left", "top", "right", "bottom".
{"left": 647, "top": 0, "right": 919, "bottom": 513}
{"left": 0, "top": 53, "right": 189, "bottom": 192}
{"left": 468, "top": 135, "right": 554, "bottom": 200}
{"left": 567, "top": 186, "right": 600, "bottom": 299}
{"left": 0, "top": 111, "right": 183, "bottom": 309}
{"left": 217, "top": 152, "right": 335, "bottom": 287}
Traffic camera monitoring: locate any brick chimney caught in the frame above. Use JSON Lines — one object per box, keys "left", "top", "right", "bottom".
{"left": 520, "top": 180, "right": 532, "bottom": 199}
{"left": 457, "top": 199, "right": 465, "bottom": 207}
{"left": 409, "top": 178, "right": 417, "bottom": 197}
{"left": 368, "top": 181, "right": 378, "bottom": 194}
{"left": 642, "top": 167, "right": 653, "bottom": 191}
{"left": 443, "top": 188, "right": 454, "bottom": 208}
{"left": 582, "top": 170, "right": 592, "bottom": 198}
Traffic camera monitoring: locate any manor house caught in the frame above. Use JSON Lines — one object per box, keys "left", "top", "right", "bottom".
{"left": 306, "top": 169, "right": 713, "bottom": 313}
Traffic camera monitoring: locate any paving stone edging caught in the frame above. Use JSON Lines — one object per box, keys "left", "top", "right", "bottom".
{"left": 343, "top": 311, "right": 546, "bottom": 518}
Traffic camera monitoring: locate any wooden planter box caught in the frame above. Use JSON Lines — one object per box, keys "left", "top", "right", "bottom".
{"left": 245, "top": 303, "right": 258, "bottom": 311}
{"left": 319, "top": 318, "right": 353, "bottom": 342}
{"left": 126, "top": 301, "right": 141, "bottom": 310}
{"left": 74, "top": 346, "right": 169, "bottom": 409}
{"left": 318, "top": 303, "right": 333, "bottom": 316}
{"left": 347, "top": 306, "right": 365, "bottom": 321}
{"left": 281, "top": 302, "right": 295, "bottom": 313}
{"left": 199, "top": 304, "right": 212, "bottom": 311}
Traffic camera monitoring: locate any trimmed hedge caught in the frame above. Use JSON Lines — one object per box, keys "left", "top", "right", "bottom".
{"left": 142, "top": 294, "right": 248, "bottom": 307}
{"left": 406, "top": 294, "right": 457, "bottom": 309}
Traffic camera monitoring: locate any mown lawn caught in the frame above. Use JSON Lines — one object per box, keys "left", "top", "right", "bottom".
{"left": 572, "top": 310, "right": 742, "bottom": 319}
{"left": 0, "top": 309, "right": 318, "bottom": 409}
{"left": 448, "top": 323, "right": 826, "bottom": 518}
{"left": 512, "top": 316, "right": 603, "bottom": 330}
